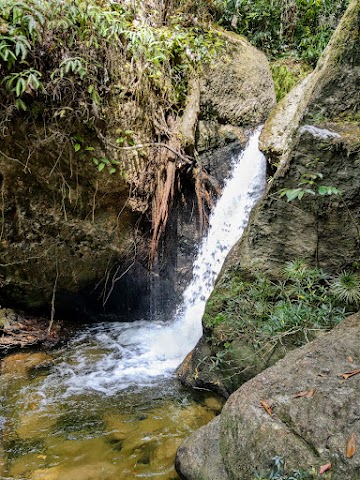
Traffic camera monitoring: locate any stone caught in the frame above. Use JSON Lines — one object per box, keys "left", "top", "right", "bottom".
{"left": 175, "top": 417, "right": 228, "bottom": 480}
{"left": 176, "top": 313, "right": 360, "bottom": 480}
{"left": 200, "top": 30, "right": 275, "bottom": 128}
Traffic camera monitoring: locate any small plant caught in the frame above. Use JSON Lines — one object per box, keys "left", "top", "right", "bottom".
{"left": 254, "top": 456, "right": 324, "bottom": 480}
{"left": 331, "top": 271, "right": 360, "bottom": 306}
{"left": 92, "top": 156, "right": 121, "bottom": 175}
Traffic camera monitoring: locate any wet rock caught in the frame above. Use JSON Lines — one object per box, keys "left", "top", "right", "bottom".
{"left": 15, "top": 406, "right": 57, "bottom": 441}
{"left": 8, "top": 452, "right": 48, "bottom": 478}
{"left": 176, "top": 313, "right": 360, "bottom": 480}
{"left": 31, "top": 463, "right": 118, "bottom": 480}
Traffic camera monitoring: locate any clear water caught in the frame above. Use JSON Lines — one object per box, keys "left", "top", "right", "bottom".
{"left": 0, "top": 129, "right": 266, "bottom": 480}
{"left": 0, "top": 350, "right": 222, "bottom": 479}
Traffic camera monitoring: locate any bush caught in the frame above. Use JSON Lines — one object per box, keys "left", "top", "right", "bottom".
{"left": 0, "top": 0, "right": 222, "bottom": 126}
{"left": 213, "top": 0, "right": 349, "bottom": 65}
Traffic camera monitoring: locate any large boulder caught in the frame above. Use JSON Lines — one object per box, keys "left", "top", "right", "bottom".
{"left": 176, "top": 313, "right": 360, "bottom": 480}
{"left": 200, "top": 30, "right": 275, "bottom": 128}
{"left": 0, "top": 121, "right": 145, "bottom": 313}
{"left": 197, "top": 29, "right": 275, "bottom": 154}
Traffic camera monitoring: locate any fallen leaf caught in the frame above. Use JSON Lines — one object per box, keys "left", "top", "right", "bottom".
{"left": 260, "top": 400, "right": 273, "bottom": 417}
{"left": 37, "top": 454, "right": 47, "bottom": 460}
{"left": 294, "top": 388, "right": 316, "bottom": 398}
{"left": 348, "top": 356, "right": 354, "bottom": 363}
{"left": 346, "top": 432, "right": 356, "bottom": 459}
{"left": 319, "top": 463, "right": 332, "bottom": 475}
{"left": 343, "top": 369, "right": 360, "bottom": 380}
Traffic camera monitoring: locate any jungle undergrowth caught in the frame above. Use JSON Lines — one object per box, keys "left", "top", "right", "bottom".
{"left": 203, "top": 260, "right": 359, "bottom": 360}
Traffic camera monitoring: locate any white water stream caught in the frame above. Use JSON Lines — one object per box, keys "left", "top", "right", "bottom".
{"left": 38, "top": 128, "right": 266, "bottom": 398}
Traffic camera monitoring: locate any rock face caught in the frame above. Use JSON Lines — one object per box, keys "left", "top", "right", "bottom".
{"left": 177, "top": 0, "right": 360, "bottom": 395}
{"left": 176, "top": 313, "right": 360, "bottom": 480}
{"left": 0, "top": 125, "right": 142, "bottom": 313}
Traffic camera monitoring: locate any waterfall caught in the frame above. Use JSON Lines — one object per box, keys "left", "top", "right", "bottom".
{"left": 38, "top": 128, "right": 266, "bottom": 397}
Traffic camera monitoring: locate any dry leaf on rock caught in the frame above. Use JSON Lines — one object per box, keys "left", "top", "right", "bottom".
{"left": 348, "top": 356, "right": 354, "bottom": 363}
{"left": 346, "top": 432, "right": 356, "bottom": 459}
{"left": 294, "top": 388, "right": 315, "bottom": 398}
{"left": 259, "top": 400, "right": 272, "bottom": 417}
{"left": 319, "top": 463, "right": 332, "bottom": 474}
{"left": 342, "top": 369, "right": 360, "bottom": 380}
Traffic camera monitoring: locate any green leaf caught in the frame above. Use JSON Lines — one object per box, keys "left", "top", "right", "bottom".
{"left": 297, "top": 190, "right": 305, "bottom": 200}
{"left": 15, "top": 98, "right": 27, "bottom": 111}
{"left": 285, "top": 188, "right": 302, "bottom": 202}
{"left": 98, "top": 163, "right": 105, "bottom": 172}
{"left": 74, "top": 143, "right": 81, "bottom": 152}
{"left": 109, "top": 167, "right": 116, "bottom": 174}
{"left": 318, "top": 185, "right": 341, "bottom": 196}
{"left": 92, "top": 157, "right": 99, "bottom": 166}
{"left": 85, "top": 146, "right": 95, "bottom": 151}
{"left": 15, "top": 78, "right": 26, "bottom": 97}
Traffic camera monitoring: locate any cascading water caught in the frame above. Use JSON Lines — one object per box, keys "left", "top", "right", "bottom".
{"left": 37, "top": 128, "right": 267, "bottom": 398}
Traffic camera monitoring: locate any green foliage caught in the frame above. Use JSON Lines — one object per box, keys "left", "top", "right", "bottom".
{"left": 279, "top": 172, "right": 342, "bottom": 202}
{"left": 204, "top": 260, "right": 356, "bottom": 348}
{"left": 92, "top": 156, "right": 121, "bottom": 175}
{"left": 271, "top": 59, "right": 312, "bottom": 101}
{"left": 213, "top": 0, "right": 349, "bottom": 65}
{"left": 0, "top": 0, "right": 222, "bottom": 122}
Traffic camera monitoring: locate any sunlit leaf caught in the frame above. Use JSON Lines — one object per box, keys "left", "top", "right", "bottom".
{"left": 346, "top": 432, "right": 356, "bottom": 459}
{"left": 260, "top": 400, "right": 273, "bottom": 417}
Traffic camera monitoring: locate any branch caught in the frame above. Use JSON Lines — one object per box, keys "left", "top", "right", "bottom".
{"left": 47, "top": 259, "right": 59, "bottom": 335}
{"left": 99, "top": 134, "right": 194, "bottom": 165}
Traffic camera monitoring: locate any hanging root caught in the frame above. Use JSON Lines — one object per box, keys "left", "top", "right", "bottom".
{"left": 150, "top": 160, "right": 176, "bottom": 265}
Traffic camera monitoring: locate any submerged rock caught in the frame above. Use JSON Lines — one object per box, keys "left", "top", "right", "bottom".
{"left": 176, "top": 313, "right": 360, "bottom": 480}
{"left": 1, "top": 351, "right": 53, "bottom": 376}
